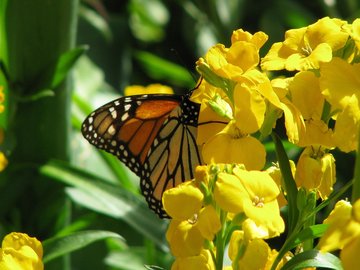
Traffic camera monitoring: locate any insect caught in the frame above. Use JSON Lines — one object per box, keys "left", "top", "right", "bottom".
{"left": 81, "top": 91, "right": 203, "bottom": 218}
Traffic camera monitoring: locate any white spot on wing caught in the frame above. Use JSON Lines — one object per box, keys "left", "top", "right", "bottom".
{"left": 124, "top": 104, "right": 131, "bottom": 111}
{"left": 121, "top": 112, "right": 129, "bottom": 121}
{"left": 111, "top": 110, "right": 117, "bottom": 119}
{"left": 107, "top": 125, "right": 116, "bottom": 135}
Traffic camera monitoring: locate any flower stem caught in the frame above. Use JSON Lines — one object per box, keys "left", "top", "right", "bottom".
{"left": 215, "top": 210, "right": 227, "bottom": 270}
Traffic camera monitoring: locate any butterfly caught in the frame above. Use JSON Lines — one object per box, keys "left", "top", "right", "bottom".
{"left": 81, "top": 91, "right": 203, "bottom": 218}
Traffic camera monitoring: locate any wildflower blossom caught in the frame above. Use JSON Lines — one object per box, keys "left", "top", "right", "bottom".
{"left": 261, "top": 17, "right": 349, "bottom": 71}
{"left": 318, "top": 199, "right": 360, "bottom": 269}
{"left": 0, "top": 232, "right": 43, "bottom": 270}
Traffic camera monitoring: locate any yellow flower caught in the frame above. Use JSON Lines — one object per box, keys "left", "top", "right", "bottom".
{"left": 198, "top": 31, "right": 267, "bottom": 83}
{"left": 295, "top": 146, "right": 335, "bottom": 200}
{"left": 202, "top": 121, "right": 266, "bottom": 170}
{"left": 318, "top": 200, "right": 360, "bottom": 251}
{"left": 261, "top": 17, "right": 349, "bottom": 71}
{"left": 0, "top": 232, "right": 43, "bottom": 270}
{"left": 344, "top": 18, "right": 360, "bottom": 52}
{"left": 231, "top": 29, "right": 268, "bottom": 51}
{"left": 274, "top": 71, "right": 334, "bottom": 147}
{"left": 171, "top": 249, "right": 215, "bottom": 270}
{"left": 163, "top": 181, "right": 221, "bottom": 258}
{"left": 214, "top": 168, "right": 284, "bottom": 237}
{"left": 318, "top": 199, "right": 360, "bottom": 269}
{"left": 320, "top": 58, "right": 360, "bottom": 152}
{"left": 228, "top": 231, "right": 278, "bottom": 270}
{"left": 124, "top": 83, "right": 174, "bottom": 95}
{"left": 233, "top": 168, "right": 285, "bottom": 238}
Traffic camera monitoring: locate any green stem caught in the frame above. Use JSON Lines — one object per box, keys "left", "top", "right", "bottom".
{"left": 302, "top": 192, "right": 316, "bottom": 250}
{"left": 215, "top": 210, "right": 227, "bottom": 270}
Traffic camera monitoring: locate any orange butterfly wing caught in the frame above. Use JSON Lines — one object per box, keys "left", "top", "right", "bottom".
{"left": 82, "top": 94, "right": 202, "bottom": 217}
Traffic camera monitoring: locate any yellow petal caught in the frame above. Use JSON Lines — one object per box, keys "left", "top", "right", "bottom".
{"left": 233, "top": 168, "right": 280, "bottom": 201}
{"left": 237, "top": 239, "right": 272, "bottom": 270}
{"left": 214, "top": 173, "right": 248, "bottom": 213}
{"left": 162, "top": 182, "right": 204, "bottom": 220}
{"left": 289, "top": 71, "right": 323, "bottom": 119}
{"left": 227, "top": 41, "right": 259, "bottom": 73}
{"left": 196, "top": 205, "right": 221, "bottom": 240}
{"left": 318, "top": 152, "right": 336, "bottom": 200}
{"left": 280, "top": 98, "right": 306, "bottom": 144}
{"left": 295, "top": 147, "right": 324, "bottom": 193}
{"left": 231, "top": 29, "right": 268, "bottom": 50}
{"left": 340, "top": 236, "right": 360, "bottom": 270}
{"left": 261, "top": 42, "right": 294, "bottom": 71}
{"left": 234, "top": 83, "right": 266, "bottom": 134}
{"left": 332, "top": 95, "right": 360, "bottom": 152}
{"left": 166, "top": 220, "right": 204, "bottom": 258}
{"left": 297, "top": 119, "right": 334, "bottom": 148}
{"left": 171, "top": 249, "right": 215, "bottom": 270}
{"left": 320, "top": 58, "right": 360, "bottom": 110}
{"left": 318, "top": 200, "right": 360, "bottom": 252}
{"left": 242, "top": 202, "right": 285, "bottom": 239}
{"left": 202, "top": 129, "right": 266, "bottom": 171}
{"left": 228, "top": 230, "right": 244, "bottom": 262}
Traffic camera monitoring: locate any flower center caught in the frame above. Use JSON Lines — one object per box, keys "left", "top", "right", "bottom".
{"left": 253, "top": 196, "right": 265, "bottom": 207}
{"left": 187, "top": 213, "right": 198, "bottom": 224}
{"left": 301, "top": 43, "right": 313, "bottom": 56}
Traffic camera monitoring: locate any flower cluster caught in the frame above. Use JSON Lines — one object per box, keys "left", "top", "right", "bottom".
{"left": 163, "top": 165, "right": 285, "bottom": 269}
{"left": 163, "top": 17, "right": 360, "bottom": 269}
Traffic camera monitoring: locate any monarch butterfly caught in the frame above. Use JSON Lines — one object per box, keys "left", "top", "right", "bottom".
{"left": 81, "top": 91, "right": 202, "bottom": 218}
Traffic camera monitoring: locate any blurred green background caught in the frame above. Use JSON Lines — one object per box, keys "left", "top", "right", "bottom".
{"left": 0, "top": 0, "right": 359, "bottom": 269}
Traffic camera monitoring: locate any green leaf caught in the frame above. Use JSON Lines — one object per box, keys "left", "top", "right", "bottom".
{"left": 284, "top": 224, "right": 329, "bottom": 251}
{"left": 50, "top": 45, "right": 88, "bottom": 89}
{"left": 40, "top": 160, "right": 168, "bottom": 251}
{"left": 271, "top": 132, "right": 299, "bottom": 232}
{"left": 43, "top": 230, "right": 123, "bottom": 263}
{"left": 281, "top": 249, "right": 343, "bottom": 270}
{"left": 134, "top": 50, "right": 195, "bottom": 88}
